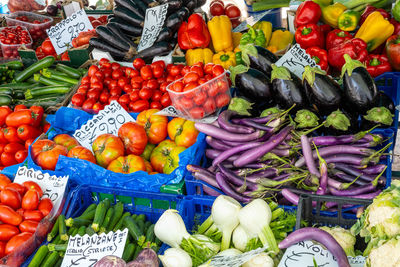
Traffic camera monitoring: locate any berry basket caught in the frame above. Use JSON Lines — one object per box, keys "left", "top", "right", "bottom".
{"left": 0, "top": 26, "right": 32, "bottom": 59}
{"left": 6, "top": 11, "right": 53, "bottom": 41}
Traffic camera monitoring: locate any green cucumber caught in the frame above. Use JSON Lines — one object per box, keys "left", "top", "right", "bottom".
{"left": 107, "top": 202, "right": 124, "bottom": 232}
{"left": 0, "top": 94, "right": 12, "bottom": 106}
{"left": 86, "top": 225, "right": 96, "bottom": 236}
{"left": 122, "top": 243, "right": 136, "bottom": 262}
{"left": 42, "top": 69, "right": 79, "bottom": 85}
{"left": 56, "top": 63, "right": 82, "bottom": 79}
{"left": 114, "top": 212, "right": 131, "bottom": 231}
{"left": 58, "top": 215, "right": 68, "bottom": 241}
{"left": 41, "top": 251, "right": 60, "bottom": 267}
{"left": 145, "top": 224, "right": 155, "bottom": 242}
{"left": 25, "top": 85, "right": 71, "bottom": 99}
{"left": 92, "top": 201, "right": 106, "bottom": 232}
{"left": 123, "top": 216, "right": 143, "bottom": 242}
{"left": 28, "top": 245, "right": 49, "bottom": 267}
{"left": 100, "top": 207, "right": 114, "bottom": 233}
{"left": 15, "top": 56, "right": 55, "bottom": 82}
{"left": 78, "top": 226, "right": 86, "bottom": 236}
{"left": 48, "top": 217, "right": 60, "bottom": 242}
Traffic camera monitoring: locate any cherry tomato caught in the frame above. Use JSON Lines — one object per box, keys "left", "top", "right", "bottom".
{"left": 23, "top": 210, "right": 43, "bottom": 222}
{"left": 166, "top": 74, "right": 175, "bottom": 83}
{"left": 123, "top": 84, "right": 132, "bottom": 93}
{"left": 109, "top": 95, "right": 119, "bottom": 103}
{"left": 190, "top": 107, "right": 205, "bottom": 119}
{"left": 71, "top": 93, "right": 85, "bottom": 107}
{"left": 183, "top": 82, "right": 199, "bottom": 98}
{"left": 133, "top": 58, "right": 145, "bottom": 71}
{"left": 93, "top": 70, "right": 104, "bottom": 80}
{"left": 160, "top": 93, "right": 171, "bottom": 107}
{"left": 193, "top": 91, "right": 207, "bottom": 106}
{"left": 130, "top": 100, "right": 149, "bottom": 112}
{"left": 108, "top": 80, "right": 118, "bottom": 90}
{"left": 4, "top": 143, "right": 25, "bottom": 154}
{"left": 41, "top": 40, "right": 55, "bottom": 55}
{"left": 212, "top": 65, "right": 225, "bottom": 77}
{"left": 38, "top": 198, "right": 53, "bottom": 217}
{"left": 140, "top": 65, "right": 153, "bottom": 80}
{"left": 207, "top": 83, "right": 220, "bottom": 97}
{"left": 210, "top": 1, "right": 225, "bottom": 16}
{"left": 88, "top": 65, "right": 99, "bottom": 77}
{"left": 225, "top": 4, "right": 241, "bottom": 18}
{"left": 103, "top": 69, "right": 112, "bottom": 79}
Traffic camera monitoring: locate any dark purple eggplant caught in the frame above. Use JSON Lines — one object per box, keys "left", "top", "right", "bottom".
{"left": 164, "top": 0, "right": 183, "bottom": 15}
{"left": 196, "top": 0, "right": 206, "bottom": 7}
{"left": 131, "top": 0, "right": 148, "bottom": 14}
{"left": 242, "top": 45, "right": 278, "bottom": 77}
{"left": 108, "top": 18, "right": 142, "bottom": 36}
{"left": 165, "top": 13, "right": 184, "bottom": 33}
{"left": 156, "top": 27, "right": 173, "bottom": 43}
{"left": 133, "top": 41, "right": 173, "bottom": 62}
{"left": 114, "top": 6, "right": 144, "bottom": 28}
{"left": 96, "top": 25, "right": 135, "bottom": 53}
{"left": 374, "top": 91, "right": 395, "bottom": 114}
{"left": 114, "top": 0, "right": 144, "bottom": 20}
{"left": 176, "top": 6, "right": 190, "bottom": 21}
{"left": 89, "top": 38, "right": 134, "bottom": 61}
{"left": 107, "top": 14, "right": 114, "bottom": 21}
{"left": 271, "top": 64, "right": 307, "bottom": 111}
{"left": 231, "top": 65, "right": 271, "bottom": 105}
{"left": 107, "top": 23, "right": 136, "bottom": 49}
{"left": 342, "top": 54, "right": 378, "bottom": 114}
{"left": 184, "top": 0, "right": 197, "bottom": 11}
{"left": 324, "top": 110, "right": 352, "bottom": 136}
{"left": 302, "top": 66, "right": 342, "bottom": 115}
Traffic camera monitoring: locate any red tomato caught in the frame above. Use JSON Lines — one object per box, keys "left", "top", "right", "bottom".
{"left": 5, "top": 183, "right": 25, "bottom": 196}
{"left": 147, "top": 79, "right": 159, "bottom": 90}
{"left": 151, "top": 91, "right": 162, "bottom": 102}
{"left": 130, "top": 100, "right": 149, "bottom": 112}
{"left": 1, "top": 152, "right": 17, "bottom": 167}
{"left": 123, "top": 84, "right": 132, "bottom": 93}
{"left": 23, "top": 210, "right": 43, "bottom": 222}
{"left": 87, "top": 89, "right": 100, "bottom": 101}
{"left": 151, "top": 60, "right": 166, "bottom": 70}
{"left": 190, "top": 66, "right": 204, "bottom": 77}
{"left": 212, "top": 65, "right": 225, "bottom": 77}
{"left": 217, "top": 80, "right": 229, "bottom": 94}
{"left": 93, "top": 70, "right": 104, "bottom": 80}
{"left": 38, "top": 198, "right": 53, "bottom": 217}
{"left": 22, "top": 181, "right": 42, "bottom": 198}
{"left": 160, "top": 93, "right": 171, "bottom": 107}
{"left": 210, "top": 1, "right": 225, "bottom": 16}
{"left": 0, "top": 205, "right": 23, "bottom": 226}
{"left": 109, "top": 95, "right": 119, "bottom": 103}
{"left": 117, "top": 77, "right": 128, "bottom": 88}
{"left": 159, "top": 82, "right": 168, "bottom": 93}
{"left": 4, "top": 143, "right": 25, "bottom": 154}
{"left": 112, "top": 69, "right": 123, "bottom": 80}
{"left": 204, "top": 63, "right": 214, "bottom": 75}
{"left": 110, "top": 87, "right": 122, "bottom": 96}
{"left": 13, "top": 105, "right": 27, "bottom": 111}
{"left": 3, "top": 127, "right": 21, "bottom": 143}
{"left": 207, "top": 83, "right": 220, "bottom": 97}
{"left": 129, "top": 90, "right": 140, "bottom": 102}
{"left": 61, "top": 51, "right": 70, "bottom": 61}
{"left": 71, "top": 93, "right": 85, "bottom": 107}
{"left": 150, "top": 102, "right": 162, "bottom": 109}
{"left": 0, "top": 225, "right": 19, "bottom": 241}
{"left": 14, "top": 150, "right": 27, "bottom": 163}
{"left": 140, "top": 65, "right": 153, "bottom": 80}
{"left": 190, "top": 107, "right": 205, "bottom": 119}
{"left": 118, "top": 94, "right": 130, "bottom": 106}
{"left": 22, "top": 189, "right": 39, "bottom": 211}
{"left": 19, "top": 220, "right": 38, "bottom": 233}
{"left": 178, "top": 97, "right": 193, "bottom": 110}
{"left": 5, "top": 232, "right": 32, "bottom": 255}
{"left": 181, "top": 66, "right": 191, "bottom": 76}
{"left": 183, "top": 82, "right": 199, "bottom": 98}
{"left": 41, "top": 40, "right": 55, "bottom": 55}
{"left": 88, "top": 65, "right": 99, "bottom": 77}
{"left": 133, "top": 58, "right": 146, "bottom": 70}
{"left": 168, "top": 65, "right": 182, "bottom": 76}
{"left": 225, "top": 4, "right": 241, "bottom": 18}
{"left": 118, "top": 122, "right": 148, "bottom": 155}
{"left": 204, "top": 98, "right": 217, "bottom": 113}
{"left": 183, "top": 72, "right": 200, "bottom": 84}
{"left": 111, "top": 62, "right": 121, "bottom": 71}
{"left": 0, "top": 107, "right": 12, "bottom": 126}
{"left": 99, "top": 91, "right": 110, "bottom": 104}
{"left": 81, "top": 76, "right": 90, "bottom": 85}
{"left": 139, "top": 88, "right": 153, "bottom": 100}
{"left": 193, "top": 91, "right": 207, "bottom": 106}
{"left": 99, "top": 58, "right": 110, "bottom": 67}
{"left": 82, "top": 98, "right": 96, "bottom": 111}
{"left": 92, "top": 102, "right": 104, "bottom": 113}
{"left": 108, "top": 80, "right": 118, "bottom": 90}
{"left": 166, "top": 74, "right": 175, "bottom": 83}
{"left": 171, "top": 81, "right": 184, "bottom": 92}
{"left": 24, "top": 139, "right": 34, "bottom": 150}
{"left": 152, "top": 65, "right": 164, "bottom": 78}
{"left": 0, "top": 175, "right": 11, "bottom": 191}
{"left": 103, "top": 69, "right": 112, "bottom": 79}
{"left": 0, "top": 188, "right": 21, "bottom": 210}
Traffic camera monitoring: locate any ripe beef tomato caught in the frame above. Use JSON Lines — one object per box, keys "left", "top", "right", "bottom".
{"left": 31, "top": 140, "right": 68, "bottom": 170}
{"left": 92, "top": 134, "right": 124, "bottom": 168}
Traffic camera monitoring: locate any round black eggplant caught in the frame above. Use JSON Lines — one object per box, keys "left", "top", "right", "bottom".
{"left": 248, "top": 46, "right": 278, "bottom": 77}
{"left": 343, "top": 67, "right": 378, "bottom": 114}
{"left": 272, "top": 71, "right": 307, "bottom": 111}
{"left": 303, "top": 73, "right": 342, "bottom": 115}
{"left": 374, "top": 91, "right": 395, "bottom": 114}
{"left": 234, "top": 68, "right": 272, "bottom": 103}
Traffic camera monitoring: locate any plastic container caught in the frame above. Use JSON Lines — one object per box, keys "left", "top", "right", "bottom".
{"left": 22, "top": 184, "right": 185, "bottom": 266}
{"left": 167, "top": 71, "right": 231, "bottom": 120}
{"left": 0, "top": 26, "right": 32, "bottom": 59}
{"left": 6, "top": 11, "right": 53, "bottom": 41}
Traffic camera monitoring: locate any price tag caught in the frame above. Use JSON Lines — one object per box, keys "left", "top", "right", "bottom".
{"left": 207, "top": 246, "right": 267, "bottom": 267}
{"left": 46, "top": 9, "right": 93, "bottom": 55}
{"left": 275, "top": 44, "right": 319, "bottom": 78}
{"left": 137, "top": 4, "right": 169, "bottom": 52}
{"left": 61, "top": 229, "right": 128, "bottom": 267}
{"left": 233, "top": 10, "right": 272, "bottom": 33}
{"left": 14, "top": 166, "right": 69, "bottom": 214}
{"left": 73, "top": 101, "right": 135, "bottom": 152}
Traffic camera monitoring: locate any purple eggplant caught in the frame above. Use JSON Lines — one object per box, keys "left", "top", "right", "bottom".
{"left": 195, "top": 122, "right": 264, "bottom": 142}
{"left": 216, "top": 172, "right": 252, "bottom": 202}
{"left": 212, "top": 142, "right": 262, "bottom": 166}
{"left": 242, "top": 45, "right": 278, "bottom": 77}
{"left": 300, "top": 135, "right": 319, "bottom": 177}
{"left": 217, "top": 110, "right": 254, "bottom": 134}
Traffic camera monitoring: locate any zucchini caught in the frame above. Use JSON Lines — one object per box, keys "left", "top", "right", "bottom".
{"left": 122, "top": 243, "right": 136, "bottom": 262}
{"left": 67, "top": 227, "right": 76, "bottom": 236}
{"left": 99, "top": 207, "right": 114, "bottom": 233}
{"left": 52, "top": 235, "right": 61, "bottom": 245}
{"left": 41, "top": 69, "right": 79, "bottom": 85}
{"left": 0, "top": 82, "right": 34, "bottom": 89}
{"left": 28, "top": 245, "right": 49, "bottom": 267}
{"left": 114, "top": 6, "right": 144, "bottom": 28}
{"left": 58, "top": 215, "right": 68, "bottom": 241}
{"left": 144, "top": 221, "right": 152, "bottom": 234}
{"left": 55, "top": 64, "right": 81, "bottom": 79}
{"left": 108, "top": 19, "right": 142, "bottom": 36}
{"left": 48, "top": 217, "right": 61, "bottom": 242}
{"left": 114, "top": 0, "right": 144, "bottom": 20}
{"left": 78, "top": 68, "right": 87, "bottom": 76}
{"left": 92, "top": 201, "right": 106, "bottom": 232}
{"left": 66, "top": 210, "right": 96, "bottom": 227}
{"left": 86, "top": 225, "right": 96, "bottom": 236}
{"left": 55, "top": 257, "right": 63, "bottom": 267}
{"left": 103, "top": 198, "right": 111, "bottom": 211}
{"left": 33, "top": 74, "right": 71, "bottom": 87}
{"left": 42, "top": 252, "right": 60, "bottom": 267}
{"left": 145, "top": 224, "right": 155, "bottom": 242}
{"left": 15, "top": 95, "right": 65, "bottom": 109}
{"left": 136, "top": 214, "right": 146, "bottom": 222}
{"left": 113, "top": 212, "right": 131, "bottom": 231}
{"left": 15, "top": 56, "right": 55, "bottom": 82}
{"left": 71, "top": 227, "right": 79, "bottom": 237}
{"left": 0, "top": 88, "right": 13, "bottom": 96}
{"left": 3, "top": 60, "right": 23, "bottom": 70}
{"left": 48, "top": 243, "right": 67, "bottom": 252}
{"left": 107, "top": 202, "right": 124, "bottom": 232}
{"left": 131, "top": 214, "right": 137, "bottom": 220}
{"left": 133, "top": 245, "right": 142, "bottom": 259}
{"left": 25, "top": 85, "right": 71, "bottom": 99}
{"left": 0, "top": 94, "right": 12, "bottom": 106}
{"left": 13, "top": 90, "right": 25, "bottom": 99}
{"left": 78, "top": 226, "right": 86, "bottom": 236}
{"left": 136, "top": 219, "right": 145, "bottom": 234}
{"left": 123, "top": 216, "right": 143, "bottom": 242}
{"left": 80, "top": 203, "right": 97, "bottom": 217}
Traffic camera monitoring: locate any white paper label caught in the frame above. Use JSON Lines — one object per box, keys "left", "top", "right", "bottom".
{"left": 278, "top": 241, "right": 365, "bottom": 267}
{"left": 275, "top": 44, "right": 319, "bottom": 78}
{"left": 233, "top": 10, "right": 272, "bottom": 33}
{"left": 14, "top": 166, "right": 69, "bottom": 214}
{"left": 137, "top": 4, "right": 169, "bottom": 52}
{"left": 73, "top": 101, "right": 135, "bottom": 152}
{"left": 46, "top": 9, "right": 93, "bottom": 55}
{"left": 208, "top": 246, "right": 268, "bottom": 267}
{"left": 61, "top": 229, "right": 128, "bottom": 267}
{"left": 63, "top": 2, "right": 82, "bottom": 17}
{"left": 155, "top": 106, "right": 218, "bottom": 123}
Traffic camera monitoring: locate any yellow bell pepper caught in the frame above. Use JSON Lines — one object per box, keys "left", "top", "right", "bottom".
{"left": 321, "top": 3, "right": 347, "bottom": 28}
{"left": 266, "top": 30, "right": 294, "bottom": 52}
{"left": 208, "top": 15, "right": 233, "bottom": 52}
{"left": 253, "top": 21, "right": 272, "bottom": 47}
{"left": 213, "top": 51, "right": 236, "bottom": 69}
{"left": 185, "top": 48, "right": 214, "bottom": 66}
{"left": 232, "top": 32, "right": 242, "bottom": 49}
{"left": 355, "top": 11, "right": 394, "bottom": 52}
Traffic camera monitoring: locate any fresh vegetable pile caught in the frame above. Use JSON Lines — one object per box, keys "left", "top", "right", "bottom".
{"left": 11, "top": 15, "right": 51, "bottom": 41}
{"left": 30, "top": 198, "right": 161, "bottom": 266}
{"left": 155, "top": 196, "right": 295, "bottom": 267}
{"left": 0, "top": 26, "right": 32, "bottom": 59}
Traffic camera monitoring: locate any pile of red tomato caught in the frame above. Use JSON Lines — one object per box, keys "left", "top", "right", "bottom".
{"left": 71, "top": 58, "right": 175, "bottom": 113}
{"left": 0, "top": 26, "right": 32, "bottom": 59}
{"left": 35, "top": 37, "right": 69, "bottom": 61}
{"left": 14, "top": 15, "right": 51, "bottom": 41}
{"left": 0, "top": 175, "right": 53, "bottom": 257}
{"left": 0, "top": 105, "right": 49, "bottom": 169}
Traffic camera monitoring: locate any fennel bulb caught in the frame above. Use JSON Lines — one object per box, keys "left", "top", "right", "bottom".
{"left": 154, "top": 209, "right": 190, "bottom": 248}
{"left": 211, "top": 195, "right": 242, "bottom": 250}
{"left": 242, "top": 252, "right": 274, "bottom": 267}
{"left": 159, "top": 248, "right": 193, "bottom": 267}
{"left": 198, "top": 248, "right": 242, "bottom": 267}
{"left": 232, "top": 225, "right": 252, "bottom": 252}
{"left": 238, "top": 199, "right": 279, "bottom": 254}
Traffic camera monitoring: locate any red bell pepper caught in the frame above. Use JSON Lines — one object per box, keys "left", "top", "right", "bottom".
{"left": 306, "top": 46, "right": 328, "bottom": 71}
{"left": 294, "top": 1, "right": 321, "bottom": 28}
{"left": 366, "top": 54, "right": 392, "bottom": 77}
{"left": 328, "top": 38, "right": 368, "bottom": 69}
{"left": 386, "top": 34, "right": 400, "bottom": 71}
{"left": 295, "top": 24, "right": 324, "bottom": 49}
{"left": 319, "top": 24, "right": 332, "bottom": 38}
{"left": 326, "top": 29, "right": 352, "bottom": 51}
{"left": 360, "top": 5, "right": 391, "bottom": 25}
{"left": 390, "top": 18, "right": 400, "bottom": 35}
{"left": 177, "top": 14, "right": 210, "bottom": 50}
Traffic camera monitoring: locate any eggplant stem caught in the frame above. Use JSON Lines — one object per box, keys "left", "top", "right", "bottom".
{"left": 372, "top": 165, "right": 387, "bottom": 187}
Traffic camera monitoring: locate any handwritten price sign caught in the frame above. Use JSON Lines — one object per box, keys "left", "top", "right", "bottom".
{"left": 14, "top": 166, "right": 69, "bottom": 214}
{"left": 73, "top": 101, "right": 135, "bottom": 152}
{"left": 46, "top": 9, "right": 93, "bottom": 55}
{"left": 137, "top": 4, "right": 168, "bottom": 52}
{"left": 61, "top": 229, "right": 128, "bottom": 267}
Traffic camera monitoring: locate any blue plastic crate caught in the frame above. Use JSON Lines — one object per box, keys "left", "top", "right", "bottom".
{"left": 243, "top": 5, "right": 283, "bottom": 28}
{"left": 22, "top": 184, "right": 185, "bottom": 266}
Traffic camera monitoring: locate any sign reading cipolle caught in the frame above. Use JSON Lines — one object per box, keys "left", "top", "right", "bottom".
{"left": 46, "top": 9, "right": 93, "bottom": 55}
